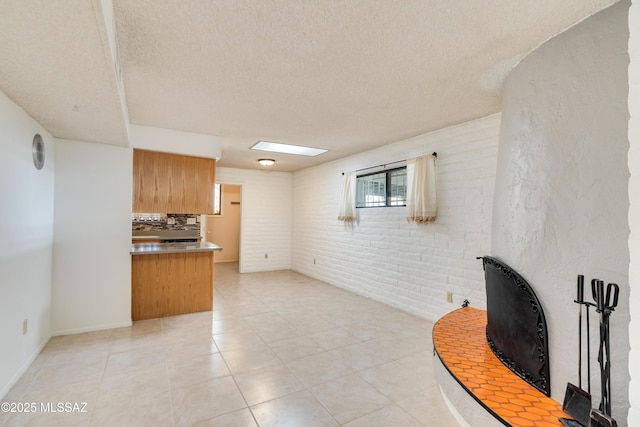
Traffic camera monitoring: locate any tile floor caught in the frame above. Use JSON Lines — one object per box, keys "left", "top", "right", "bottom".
{"left": 0, "top": 263, "right": 460, "bottom": 427}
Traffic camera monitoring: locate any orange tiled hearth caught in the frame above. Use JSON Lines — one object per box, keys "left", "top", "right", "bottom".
{"left": 433, "top": 306, "right": 571, "bottom": 427}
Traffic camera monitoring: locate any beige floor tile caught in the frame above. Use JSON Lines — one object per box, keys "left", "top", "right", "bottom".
{"left": 90, "top": 390, "right": 173, "bottom": 427}
{"left": 250, "top": 390, "right": 339, "bottom": 427}
{"left": 285, "top": 352, "right": 352, "bottom": 388}
{"left": 103, "top": 346, "right": 166, "bottom": 377}
{"left": 24, "top": 378, "right": 101, "bottom": 411}
{"left": 211, "top": 317, "right": 253, "bottom": 335}
{"left": 267, "top": 335, "right": 325, "bottom": 363}
{"left": 112, "top": 318, "right": 162, "bottom": 336}
{"left": 362, "top": 336, "right": 427, "bottom": 361}
{"left": 97, "top": 363, "right": 169, "bottom": 408}
{"left": 161, "top": 311, "right": 214, "bottom": 331}
{"left": 357, "top": 360, "right": 430, "bottom": 402}
{"left": 220, "top": 302, "right": 272, "bottom": 317}
{"left": 328, "top": 341, "right": 394, "bottom": 372}
{"left": 1, "top": 409, "right": 91, "bottom": 427}
{"left": 162, "top": 327, "right": 214, "bottom": 348}
{"left": 194, "top": 408, "right": 257, "bottom": 426}
{"left": 213, "top": 330, "right": 264, "bottom": 352}
{"left": 4, "top": 263, "right": 462, "bottom": 427}
{"left": 42, "top": 341, "right": 111, "bottom": 368}
{"left": 307, "top": 327, "right": 362, "bottom": 351}
{"left": 32, "top": 359, "right": 106, "bottom": 388}
{"left": 309, "top": 374, "right": 392, "bottom": 424}
{"left": 167, "top": 352, "right": 230, "bottom": 389}
{"left": 394, "top": 350, "right": 434, "bottom": 371}
{"left": 164, "top": 337, "right": 219, "bottom": 364}
{"left": 343, "top": 404, "right": 424, "bottom": 427}
{"left": 171, "top": 376, "right": 247, "bottom": 427}
{"left": 220, "top": 343, "right": 282, "bottom": 375}
{"left": 1, "top": 369, "right": 36, "bottom": 403}
{"left": 254, "top": 325, "right": 302, "bottom": 343}
{"left": 343, "top": 323, "right": 392, "bottom": 341}
{"left": 233, "top": 364, "right": 305, "bottom": 406}
{"left": 109, "top": 331, "right": 164, "bottom": 353}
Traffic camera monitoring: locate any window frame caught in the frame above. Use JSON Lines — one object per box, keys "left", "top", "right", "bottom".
{"left": 212, "top": 183, "right": 222, "bottom": 216}
{"left": 355, "top": 166, "right": 407, "bottom": 209}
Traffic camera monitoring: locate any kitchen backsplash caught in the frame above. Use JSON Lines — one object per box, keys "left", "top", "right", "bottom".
{"left": 132, "top": 213, "right": 200, "bottom": 231}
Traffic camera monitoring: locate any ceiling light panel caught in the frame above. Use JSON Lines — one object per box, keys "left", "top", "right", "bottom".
{"left": 251, "top": 141, "right": 328, "bottom": 157}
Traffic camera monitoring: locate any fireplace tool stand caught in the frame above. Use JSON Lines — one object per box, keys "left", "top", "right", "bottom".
{"left": 560, "top": 277, "right": 619, "bottom": 427}
{"left": 589, "top": 279, "right": 619, "bottom": 427}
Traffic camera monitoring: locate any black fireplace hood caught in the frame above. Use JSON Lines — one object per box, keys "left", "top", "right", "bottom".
{"left": 478, "top": 256, "right": 551, "bottom": 396}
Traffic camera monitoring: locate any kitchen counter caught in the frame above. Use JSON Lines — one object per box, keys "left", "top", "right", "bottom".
{"left": 130, "top": 241, "right": 222, "bottom": 255}
{"left": 131, "top": 241, "right": 222, "bottom": 320}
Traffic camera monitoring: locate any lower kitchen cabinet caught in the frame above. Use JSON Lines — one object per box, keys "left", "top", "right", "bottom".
{"left": 131, "top": 251, "right": 214, "bottom": 320}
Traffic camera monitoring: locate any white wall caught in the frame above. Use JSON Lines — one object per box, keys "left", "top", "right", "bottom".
{"left": 0, "top": 91, "right": 55, "bottom": 398}
{"left": 628, "top": 0, "right": 639, "bottom": 425}
{"left": 52, "top": 139, "right": 132, "bottom": 335}
{"left": 292, "top": 114, "right": 500, "bottom": 321}
{"left": 129, "top": 124, "right": 221, "bottom": 160}
{"left": 494, "top": 2, "right": 630, "bottom": 422}
{"left": 215, "top": 167, "right": 292, "bottom": 273}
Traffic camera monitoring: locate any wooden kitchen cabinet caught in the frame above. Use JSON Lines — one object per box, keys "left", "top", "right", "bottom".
{"left": 133, "top": 149, "right": 216, "bottom": 214}
{"left": 131, "top": 251, "right": 214, "bottom": 320}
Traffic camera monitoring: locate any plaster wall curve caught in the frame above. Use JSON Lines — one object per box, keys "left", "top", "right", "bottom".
{"left": 492, "top": 1, "right": 630, "bottom": 423}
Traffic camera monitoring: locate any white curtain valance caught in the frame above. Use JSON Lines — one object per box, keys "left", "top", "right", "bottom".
{"left": 407, "top": 154, "right": 437, "bottom": 223}
{"left": 337, "top": 171, "right": 357, "bottom": 222}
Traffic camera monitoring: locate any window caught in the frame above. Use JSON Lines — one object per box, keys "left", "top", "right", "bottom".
{"left": 213, "top": 183, "right": 221, "bottom": 215}
{"left": 355, "top": 167, "right": 407, "bottom": 208}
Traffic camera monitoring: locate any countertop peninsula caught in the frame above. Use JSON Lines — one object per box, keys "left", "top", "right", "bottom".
{"left": 130, "top": 241, "right": 222, "bottom": 255}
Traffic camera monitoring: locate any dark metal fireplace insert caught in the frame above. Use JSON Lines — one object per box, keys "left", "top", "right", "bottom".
{"left": 478, "top": 256, "right": 551, "bottom": 396}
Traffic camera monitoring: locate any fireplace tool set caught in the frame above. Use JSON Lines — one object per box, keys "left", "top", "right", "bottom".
{"left": 561, "top": 275, "right": 619, "bottom": 427}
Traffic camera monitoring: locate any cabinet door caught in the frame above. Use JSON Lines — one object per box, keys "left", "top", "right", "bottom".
{"left": 133, "top": 149, "right": 216, "bottom": 214}
{"left": 133, "top": 149, "right": 171, "bottom": 213}
{"left": 190, "top": 155, "right": 215, "bottom": 214}
{"left": 154, "top": 151, "right": 172, "bottom": 212}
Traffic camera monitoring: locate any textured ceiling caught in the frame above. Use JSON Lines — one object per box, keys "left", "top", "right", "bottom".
{"left": 0, "top": 0, "right": 618, "bottom": 171}
{"left": 0, "top": 0, "right": 129, "bottom": 147}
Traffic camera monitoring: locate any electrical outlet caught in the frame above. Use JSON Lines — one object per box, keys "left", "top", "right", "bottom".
{"left": 264, "top": 253, "right": 268, "bottom": 259}
{"left": 187, "top": 217, "right": 196, "bottom": 225}
{"left": 23, "top": 319, "right": 28, "bottom": 335}
{"left": 313, "top": 258, "right": 316, "bottom": 264}
{"left": 446, "top": 292, "right": 453, "bottom": 303}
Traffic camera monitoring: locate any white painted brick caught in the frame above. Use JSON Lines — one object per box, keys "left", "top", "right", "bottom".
{"left": 292, "top": 114, "right": 500, "bottom": 321}
{"left": 216, "top": 167, "right": 292, "bottom": 273}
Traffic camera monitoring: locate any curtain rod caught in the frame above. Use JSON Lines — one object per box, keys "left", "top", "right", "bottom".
{"left": 342, "top": 152, "right": 436, "bottom": 175}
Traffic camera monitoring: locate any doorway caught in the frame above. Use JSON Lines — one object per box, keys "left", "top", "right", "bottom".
{"left": 206, "top": 184, "right": 241, "bottom": 268}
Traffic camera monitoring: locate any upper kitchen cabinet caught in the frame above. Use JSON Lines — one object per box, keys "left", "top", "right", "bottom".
{"left": 133, "top": 149, "right": 216, "bottom": 214}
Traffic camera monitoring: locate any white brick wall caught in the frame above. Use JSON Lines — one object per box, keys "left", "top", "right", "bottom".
{"left": 292, "top": 114, "right": 500, "bottom": 322}
{"left": 216, "top": 167, "right": 292, "bottom": 273}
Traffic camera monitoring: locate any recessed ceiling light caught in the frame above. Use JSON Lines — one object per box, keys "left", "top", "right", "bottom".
{"left": 258, "top": 158, "right": 275, "bottom": 166}
{"left": 251, "top": 141, "right": 328, "bottom": 157}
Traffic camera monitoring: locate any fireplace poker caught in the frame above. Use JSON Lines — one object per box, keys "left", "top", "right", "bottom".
{"left": 560, "top": 275, "right": 592, "bottom": 427}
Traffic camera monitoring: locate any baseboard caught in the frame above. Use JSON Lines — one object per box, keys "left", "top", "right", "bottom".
{"left": 51, "top": 320, "right": 132, "bottom": 337}
{"left": 0, "top": 335, "right": 51, "bottom": 400}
